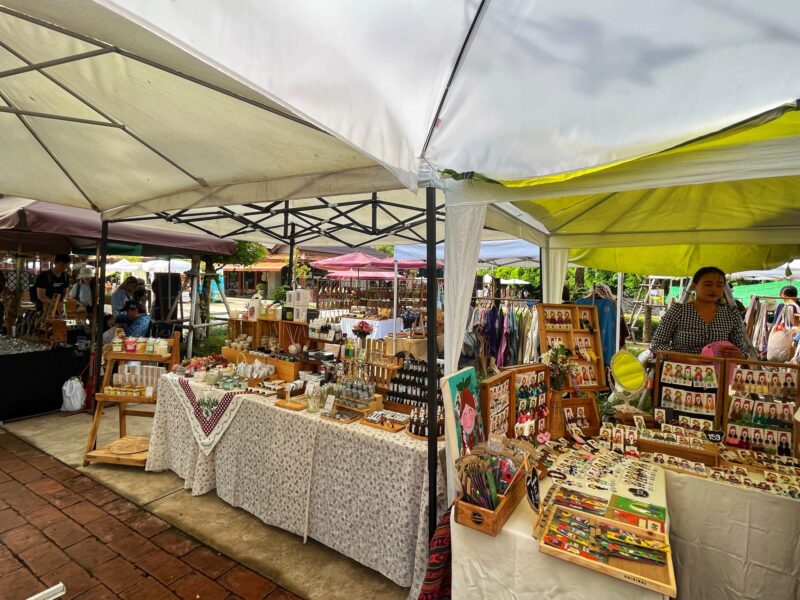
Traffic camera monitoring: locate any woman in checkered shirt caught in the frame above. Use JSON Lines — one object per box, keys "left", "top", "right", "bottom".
{"left": 651, "top": 267, "right": 748, "bottom": 357}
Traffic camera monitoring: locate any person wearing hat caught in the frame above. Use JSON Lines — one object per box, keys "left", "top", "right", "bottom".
{"left": 103, "top": 300, "right": 151, "bottom": 343}
{"left": 111, "top": 276, "right": 139, "bottom": 313}
{"left": 69, "top": 266, "right": 95, "bottom": 318}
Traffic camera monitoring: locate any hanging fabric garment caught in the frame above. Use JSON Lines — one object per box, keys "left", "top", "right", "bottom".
{"left": 576, "top": 296, "right": 617, "bottom": 365}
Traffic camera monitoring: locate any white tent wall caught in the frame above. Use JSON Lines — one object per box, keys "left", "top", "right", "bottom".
{"left": 442, "top": 203, "right": 485, "bottom": 504}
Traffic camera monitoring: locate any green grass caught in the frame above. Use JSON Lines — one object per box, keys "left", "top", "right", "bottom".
{"left": 181, "top": 324, "right": 228, "bottom": 357}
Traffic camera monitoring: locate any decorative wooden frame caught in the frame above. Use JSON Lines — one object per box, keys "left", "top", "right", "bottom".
{"left": 653, "top": 351, "right": 725, "bottom": 429}
{"left": 721, "top": 358, "right": 800, "bottom": 458}
{"left": 536, "top": 304, "right": 607, "bottom": 391}
{"left": 480, "top": 371, "right": 514, "bottom": 438}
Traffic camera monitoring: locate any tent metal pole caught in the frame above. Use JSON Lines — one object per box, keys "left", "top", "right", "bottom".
{"left": 93, "top": 221, "right": 109, "bottom": 405}
{"left": 616, "top": 272, "right": 624, "bottom": 353}
{"left": 393, "top": 259, "right": 398, "bottom": 355}
{"left": 288, "top": 224, "right": 296, "bottom": 289}
{"left": 13, "top": 244, "right": 22, "bottom": 328}
{"left": 425, "top": 186, "right": 438, "bottom": 540}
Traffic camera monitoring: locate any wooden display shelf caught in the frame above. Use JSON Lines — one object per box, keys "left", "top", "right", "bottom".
{"left": 334, "top": 394, "right": 383, "bottom": 417}
{"left": 538, "top": 506, "right": 676, "bottom": 597}
{"left": 95, "top": 393, "right": 156, "bottom": 405}
{"left": 103, "top": 351, "right": 172, "bottom": 362}
{"left": 84, "top": 332, "right": 181, "bottom": 468}
{"left": 359, "top": 418, "right": 407, "bottom": 433}
{"left": 85, "top": 436, "right": 150, "bottom": 467}
{"left": 404, "top": 428, "right": 445, "bottom": 442}
{"left": 275, "top": 397, "right": 307, "bottom": 411}
{"left": 321, "top": 411, "right": 361, "bottom": 424}
{"left": 637, "top": 436, "right": 719, "bottom": 466}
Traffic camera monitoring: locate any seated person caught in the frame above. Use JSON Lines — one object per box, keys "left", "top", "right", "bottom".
{"left": 651, "top": 266, "right": 749, "bottom": 358}
{"left": 103, "top": 300, "right": 151, "bottom": 343}
{"left": 111, "top": 276, "right": 139, "bottom": 313}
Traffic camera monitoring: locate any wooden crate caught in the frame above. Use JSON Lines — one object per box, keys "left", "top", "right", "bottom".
{"left": 335, "top": 393, "right": 383, "bottom": 417}
{"left": 454, "top": 471, "right": 525, "bottom": 536}
{"left": 538, "top": 506, "right": 676, "bottom": 596}
{"left": 561, "top": 392, "right": 601, "bottom": 437}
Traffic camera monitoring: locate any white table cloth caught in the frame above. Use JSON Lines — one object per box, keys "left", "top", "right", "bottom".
{"left": 339, "top": 317, "right": 404, "bottom": 340}
{"left": 147, "top": 374, "right": 446, "bottom": 598}
{"left": 452, "top": 470, "right": 800, "bottom": 600}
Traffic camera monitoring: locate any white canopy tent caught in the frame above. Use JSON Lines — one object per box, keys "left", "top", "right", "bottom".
{"left": 731, "top": 260, "right": 800, "bottom": 281}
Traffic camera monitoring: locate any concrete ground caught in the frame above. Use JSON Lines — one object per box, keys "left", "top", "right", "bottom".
{"left": 0, "top": 430, "right": 297, "bottom": 600}
{"left": 2, "top": 410, "right": 407, "bottom": 600}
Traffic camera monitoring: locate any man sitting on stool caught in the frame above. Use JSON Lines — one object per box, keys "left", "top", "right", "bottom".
{"left": 103, "top": 300, "right": 151, "bottom": 343}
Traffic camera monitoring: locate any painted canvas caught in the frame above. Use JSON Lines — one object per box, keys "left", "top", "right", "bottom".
{"left": 441, "top": 367, "right": 485, "bottom": 458}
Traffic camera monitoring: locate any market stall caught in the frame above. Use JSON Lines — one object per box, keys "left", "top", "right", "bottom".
{"left": 146, "top": 373, "right": 447, "bottom": 598}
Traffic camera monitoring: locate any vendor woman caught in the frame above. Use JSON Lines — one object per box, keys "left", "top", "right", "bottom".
{"left": 651, "top": 266, "right": 749, "bottom": 357}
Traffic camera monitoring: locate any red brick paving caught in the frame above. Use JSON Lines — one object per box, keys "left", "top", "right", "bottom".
{"left": 0, "top": 433, "right": 303, "bottom": 600}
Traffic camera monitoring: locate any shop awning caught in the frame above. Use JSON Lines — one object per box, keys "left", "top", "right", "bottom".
{"left": 395, "top": 239, "right": 540, "bottom": 265}
{"left": 0, "top": 197, "right": 236, "bottom": 256}
{"left": 325, "top": 270, "right": 395, "bottom": 280}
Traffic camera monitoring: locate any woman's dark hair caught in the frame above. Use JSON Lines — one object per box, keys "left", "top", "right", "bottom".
{"left": 692, "top": 266, "right": 726, "bottom": 284}
{"left": 780, "top": 285, "right": 798, "bottom": 298}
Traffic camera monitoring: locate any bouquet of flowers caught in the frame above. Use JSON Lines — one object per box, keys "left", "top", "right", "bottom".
{"left": 540, "top": 343, "right": 580, "bottom": 390}
{"left": 352, "top": 320, "right": 374, "bottom": 338}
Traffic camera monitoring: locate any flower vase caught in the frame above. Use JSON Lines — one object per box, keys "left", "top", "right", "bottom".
{"left": 356, "top": 332, "right": 368, "bottom": 357}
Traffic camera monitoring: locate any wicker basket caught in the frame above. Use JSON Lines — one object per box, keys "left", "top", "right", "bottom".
{"left": 548, "top": 391, "right": 566, "bottom": 440}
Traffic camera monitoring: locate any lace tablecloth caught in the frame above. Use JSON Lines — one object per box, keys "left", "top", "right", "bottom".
{"left": 147, "top": 374, "right": 447, "bottom": 597}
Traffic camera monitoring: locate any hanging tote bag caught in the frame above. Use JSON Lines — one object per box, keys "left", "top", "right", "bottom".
{"left": 767, "top": 304, "right": 796, "bottom": 362}
{"left": 61, "top": 377, "right": 85, "bottom": 412}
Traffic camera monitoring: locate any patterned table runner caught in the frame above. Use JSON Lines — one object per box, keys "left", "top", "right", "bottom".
{"left": 176, "top": 377, "right": 248, "bottom": 455}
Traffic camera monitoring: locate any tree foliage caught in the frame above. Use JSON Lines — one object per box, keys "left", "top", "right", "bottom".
{"left": 373, "top": 244, "right": 395, "bottom": 256}
{"left": 204, "top": 241, "right": 268, "bottom": 269}
{"left": 476, "top": 265, "right": 645, "bottom": 299}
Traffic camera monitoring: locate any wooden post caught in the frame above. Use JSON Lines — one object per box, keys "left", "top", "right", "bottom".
{"left": 644, "top": 304, "right": 653, "bottom": 343}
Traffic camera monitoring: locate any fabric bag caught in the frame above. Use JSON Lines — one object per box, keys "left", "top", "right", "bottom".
{"left": 767, "top": 305, "right": 796, "bottom": 362}
{"left": 61, "top": 377, "right": 85, "bottom": 412}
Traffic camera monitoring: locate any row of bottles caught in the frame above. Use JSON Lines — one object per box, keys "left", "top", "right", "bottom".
{"left": 386, "top": 358, "right": 444, "bottom": 408}
{"left": 408, "top": 406, "right": 444, "bottom": 438}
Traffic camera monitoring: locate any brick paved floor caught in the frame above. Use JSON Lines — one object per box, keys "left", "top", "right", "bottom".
{"left": 0, "top": 433, "right": 301, "bottom": 600}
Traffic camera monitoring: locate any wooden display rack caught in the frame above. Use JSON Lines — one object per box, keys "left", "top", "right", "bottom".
{"left": 538, "top": 505, "right": 676, "bottom": 596}
{"left": 335, "top": 393, "right": 383, "bottom": 417}
{"left": 83, "top": 332, "right": 181, "bottom": 467}
{"left": 721, "top": 358, "right": 800, "bottom": 458}
{"left": 220, "top": 347, "right": 302, "bottom": 382}
{"left": 359, "top": 417, "right": 407, "bottom": 434}
{"left": 536, "top": 304, "right": 607, "bottom": 390}
{"left": 560, "top": 392, "right": 601, "bottom": 437}
{"left": 653, "top": 351, "right": 726, "bottom": 429}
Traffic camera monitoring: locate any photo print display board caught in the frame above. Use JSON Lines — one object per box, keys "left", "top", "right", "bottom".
{"left": 481, "top": 371, "right": 514, "bottom": 438}
{"left": 723, "top": 359, "right": 800, "bottom": 458}
{"left": 536, "top": 304, "right": 607, "bottom": 391}
{"left": 654, "top": 351, "right": 724, "bottom": 429}
{"left": 504, "top": 364, "right": 550, "bottom": 442}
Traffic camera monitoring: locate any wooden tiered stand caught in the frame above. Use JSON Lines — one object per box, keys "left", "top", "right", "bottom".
{"left": 83, "top": 332, "right": 181, "bottom": 467}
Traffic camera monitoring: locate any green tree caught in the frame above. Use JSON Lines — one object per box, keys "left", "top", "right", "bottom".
{"left": 196, "top": 241, "right": 268, "bottom": 340}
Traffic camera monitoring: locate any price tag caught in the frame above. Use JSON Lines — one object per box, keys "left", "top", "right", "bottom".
{"left": 324, "top": 394, "right": 336, "bottom": 412}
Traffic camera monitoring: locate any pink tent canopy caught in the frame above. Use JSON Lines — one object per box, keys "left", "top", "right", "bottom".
{"left": 311, "top": 251, "right": 440, "bottom": 271}
{"left": 0, "top": 197, "right": 237, "bottom": 256}
{"left": 311, "top": 251, "right": 383, "bottom": 270}
{"left": 325, "top": 269, "right": 395, "bottom": 280}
